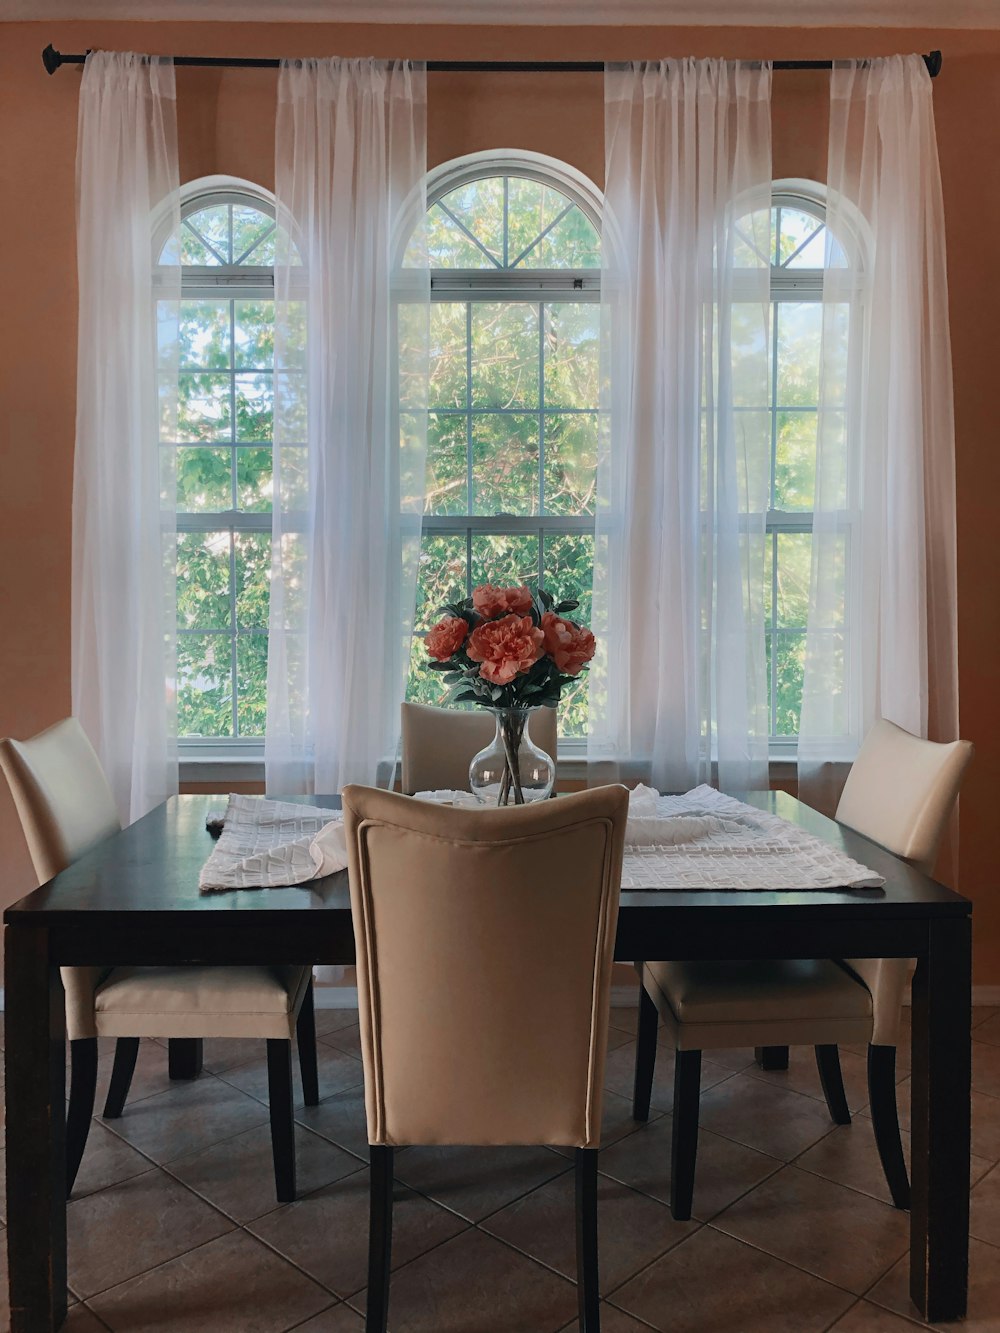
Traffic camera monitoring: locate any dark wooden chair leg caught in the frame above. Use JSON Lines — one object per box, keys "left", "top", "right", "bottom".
{"left": 670, "top": 1049, "right": 702, "bottom": 1221}
{"left": 102, "top": 1036, "right": 140, "bottom": 1119}
{"left": 755, "top": 1045, "right": 789, "bottom": 1070}
{"left": 575, "top": 1147, "right": 600, "bottom": 1332}
{"left": 66, "top": 1037, "right": 98, "bottom": 1197}
{"left": 632, "top": 980, "right": 658, "bottom": 1122}
{"left": 296, "top": 979, "right": 320, "bottom": 1107}
{"left": 868, "top": 1044, "right": 911, "bottom": 1210}
{"left": 815, "top": 1044, "right": 851, "bottom": 1125}
{"left": 168, "top": 1037, "right": 203, "bottom": 1080}
{"left": 266, "top": 1038, "right": 296, "bottom": 1203}
{"left": 367, "top": 1145, "right": 394, "bottom": 1333}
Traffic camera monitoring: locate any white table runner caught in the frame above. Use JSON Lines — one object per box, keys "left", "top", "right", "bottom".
{"left": 200, "top": 785, "right": 883, "bottom": 894}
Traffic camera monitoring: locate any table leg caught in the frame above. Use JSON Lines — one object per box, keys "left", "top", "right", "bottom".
{"left": 910, "top": 917, "right": 971, "bottom": 1322}
{"left": 4, "top": 925, "right": 67, "bottom": 1332}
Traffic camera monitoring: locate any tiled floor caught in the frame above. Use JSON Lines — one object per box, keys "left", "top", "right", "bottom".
{"left": 2, "top": 1006, "right": 999, "bottom": 1332}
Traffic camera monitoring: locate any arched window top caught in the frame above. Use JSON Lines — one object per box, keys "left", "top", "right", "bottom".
{"left": 403, "top": 152, "right": 602, "bottom": 271}
{"left": 734, "top": 181, "right": 855, "bottom": 273}
{"left": 158, "top": 179, "right": 301, "bottom": 267}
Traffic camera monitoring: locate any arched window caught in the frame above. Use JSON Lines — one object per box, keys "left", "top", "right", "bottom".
{"left": 157, "top": 181, "right": 292, "bottom": 742}
{"left": 755, "top": 181, "right": 856, "bottom": 743}
{"left": 403, "top": 153, "right": 603, "bottom": 739}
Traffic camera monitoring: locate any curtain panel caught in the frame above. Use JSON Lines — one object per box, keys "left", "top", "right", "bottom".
{"left": 592, "top": 59, "right": 773, "bottom": 793}
{"left": 72, "top": 50, "right": 180, "bottom": 824}
{"left": 798, "top": 55, "right": 960, "bottom": 811}
{"left": 266, "top": 58, "right": 429, "bottom": 794}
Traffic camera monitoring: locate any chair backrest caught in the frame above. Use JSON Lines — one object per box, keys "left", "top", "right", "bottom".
{"left": 835, "top": 719, "right": 973, "bottom": 875}
{"left": 400, "top": 701, "right": 558, "bottom": 795}
{"left": 0, "top": 718, "right": 121, "bottom": 884}
{"left": 342, "top": 783, "right": 629, "bottom": 1149}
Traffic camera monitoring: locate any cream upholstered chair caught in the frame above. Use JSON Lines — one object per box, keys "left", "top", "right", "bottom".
{"left": 0, "top": 718, "right": 320, "bottom": 1202}
{"left": 341, "top": 783, "right": 629, "bottom": 1333}
{"left": 400, "top": 699, "right": 557, "bottom": 795}
{"left": 632, "top": 718, "right": 973, "bottom": 1219}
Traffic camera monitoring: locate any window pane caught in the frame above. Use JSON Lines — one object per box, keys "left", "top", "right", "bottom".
{"left": 236, "top": 447, "right": 273, "bottom": 512}
{"left": 471, "top": 533, "right": 539, "bottom": 589}
{"left": 423, "top": 202, "right": 497, "bottom": 269}
{"left": 777, "top": 207, "right": 824, "bottom": 267}
{"left": 427, "top": 303, "right": 468, "bottom": 409}
{"left": 233, "top": 300, "right": 274, "bottom": 370}
{"left": 439, "top": 179, "right": 504, "bottom": 264}
{"left": 775, "top": 532, "right": 811, "bottom": 629}
{"left": 275, "top": 371, "right": 307, "bottom": 443}
{"left": 543, "top": 304, "right": 599, "bottom": 409}
{"left": 406, "top": 633, "right": 451, "bottom": 707}
{"left": 471, "top": 415, "right": 539, "bottom": 516}
{"left": 275, "top": 445, "right": 308, "bottom": 510}
{"left": 544, "top": 414, "right": 598, "bottom": 516}
{"left": 773, "top": 630, "right": 806, "bottom": 736}
{"left": 234, "top": 532, "right": 270, "bottom": 629}
{"left": 520, "top": 207, "right": 600, "bottom": 269}
{"left": 471, "top": 303, "right": 540, "bottom": 409}
{"left": 235, "top": 373, "right": 273, "bottom": 442}
{"left": 179, "top": 223, "right": 222, "bottom": 267}
{"left": 177, "top": 532, "right": 231, "bottom": 630}
{"left": 232, "top": 206, "right": 274, "bottom": 264}
{"left": 177, "top": 300, "right": 230, "bottom": 369}
{"left": 174, "top": 373, "right": 232, "bottom": 442}
{"left": 423, "top": 413, "right": 468, "bottom": 515}
{"left": 175, "top": 446, "right": 232, "bottom": 513}
{"left": 776, "top": 302, "right": 822, "bottom": 408}
{"left": 236, "top": 635, "right": 268, "bottom": 736}
{"left": 177, "top": 634, "right": 233, "bottom": 737}
{"left": 185, "top": 205, "right": 230, "bottom": 263}
{"left": 543, "top": 533, "right": 594, "bottom": 627}
{"left": 415, "top": 533, "right": 468, "bottom": 631}
{"left": 557, "top": 675, "right": 589, "bottom": 739}
{"left": 774, "top": 410, "right": 817, "bottom": 511}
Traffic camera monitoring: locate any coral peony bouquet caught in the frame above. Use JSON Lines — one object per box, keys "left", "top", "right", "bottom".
{"left": 424, "top": 583, "right": 597, "bottom": 710}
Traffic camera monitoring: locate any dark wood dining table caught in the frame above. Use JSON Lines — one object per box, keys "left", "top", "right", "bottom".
{"left": 3, "top": 790, "right": 972, "bottom": 1331}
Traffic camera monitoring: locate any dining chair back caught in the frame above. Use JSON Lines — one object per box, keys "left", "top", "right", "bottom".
{"left": 835, "top": 718, "right": 974, "bottom": 875}
{"left": 341, "top": 782, "right": 629, "bottom": 1332}
{"left": 400, "top": 700, "right": 557, "bottom": 795}
{"left": 0, "top": 717, "right": 120, "bottom": 884}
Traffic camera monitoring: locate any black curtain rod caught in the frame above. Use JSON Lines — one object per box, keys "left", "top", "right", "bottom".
{"left": 41, "top": 44, "right": 943, "bottom": 78}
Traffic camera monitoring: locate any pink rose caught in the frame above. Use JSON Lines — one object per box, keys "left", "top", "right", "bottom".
{"left": 541, "top": 612, "right": 596, "bottom": 675}
{"left": 425, "top": 616, "right": 468, "bottom": 661}
{"left": 472, "top": 583, "right": 534, "bottom": 620}
{"left": 466, "top": 614, "right": 545, "bottom": 686}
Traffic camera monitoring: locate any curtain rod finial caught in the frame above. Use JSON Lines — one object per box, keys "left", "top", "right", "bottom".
{"left": 42, "top": 44, "right": 62, "bottom": 76}
{"left": 926, "top": 50, "right": 943, "bottom": 78}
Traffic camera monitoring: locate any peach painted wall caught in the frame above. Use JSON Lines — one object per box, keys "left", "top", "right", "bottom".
{"left": 2, "top": 21, "right": 998, "bottom": 985}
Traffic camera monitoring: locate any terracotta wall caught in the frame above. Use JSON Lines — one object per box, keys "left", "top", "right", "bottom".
{"left": 2, "top": 21, "right": 998, "bottom": 985}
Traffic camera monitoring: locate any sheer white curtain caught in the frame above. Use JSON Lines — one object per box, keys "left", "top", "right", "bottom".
{"left": 266, "top": 58, "right": 428, "bottom": 794}
{"left": 592, "top": 59, "right": 772, "bottom": 793}
{"left": 798, "top": 56, "right": 959, "bottom": 811}
{"left": 72, "top": 51, "right": 179, "bottom": 823}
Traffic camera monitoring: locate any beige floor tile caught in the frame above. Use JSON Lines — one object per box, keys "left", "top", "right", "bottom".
{"left": 70, "top": 1121, "right": 158, "bottom": 1201}
{"left": 690, "top": 1045, "right": 759, "bottom": 1073}
{"left": 88, "top": 1038, "right": 176, "bottom": 1110}
{"left": 289, "top": 1305, "right": 365, "bottom": 1332}
{"left": 970, "top": 1163, "right": 1000, "bottom": 1248}
{"left": 293, "top": 1084, "right": 370, "bottom": 1161}
{"left": 199, "top": 1036, "right": 271, "bottom": 1075}
{"left": 867, "top": 1236, "right": 1000, "bottom": 1331}
{"left": 89, "top": 1229, "right": 331, "bottom": 1332}
{"left": 827, "top": 1299, "right": 926, "bottom": 1330}
{"left": 712, "top": 1164, "right": 910, "bottom": 1294}
{"left": 972, "top": 1008, "right": 1000, "bottom": 1034}
{"left": 550, "top": 1089, "right": 665, "bottom": 1158}
{"left": 609, "top": 1006, "right": 640, "bottom": 1035}
{"left": 602, "top": 1041, "right": 734, "bottom": 1115}
{"left": 67, "top": 1169, "right": 234, "bottom": 1300}
{"left": 101, "top": 1073, "right": 271, "bottom": 1164}
{"left": 696, "top": 1070, "right": 838, "bottom": 1160}
{"left": 64, "top": 1306, "right": 112, "bottom": 1332}
{"left": 861, "top": 1077, "right": 1000, "bottom": 1164}
{"left": 166, "top": 1122, "right": 363, "bottom": 1223}
{"left": 354, "top": 1227, "right": 578, "bottom": 1333}
{"left": 318, "top": 1023, "right": 362, "bottom": 1059}
{"left": 393, "top": 1144, "right": 571, "bottom": 1222}
{"left": 796, "top": 1122, "right": 994, "bottom": 1206}
{"left": 482, "top": 1168, "right": 696, "bottom": 1289}
{"left": 219, "top": 1043, "right": 364, "bottom": 1108}
{"left": 313, "top": 1007, "right": 362, "bottom": 1038}
{"left": 746, "top": 1043, "right": 880, "bottom": 1113}
{"left": 249, "top": 1169, "right": 468, "bottom": 1297}
{"left": 560, "top": 1306, "right": 658, "bottom": 1332}
{"left": 973, "top": 1040, "right": 1000, "bottom": 1100}
{"left": 597, "top": 1112, "right": 782, "bottom": 1220}
{"left": 611, "top": 1225, "right": 854, "bottom": 1333}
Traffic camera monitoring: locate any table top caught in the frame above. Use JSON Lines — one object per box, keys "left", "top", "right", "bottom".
{"left": 3, "top": 790, "right": 970, "bottom": 927}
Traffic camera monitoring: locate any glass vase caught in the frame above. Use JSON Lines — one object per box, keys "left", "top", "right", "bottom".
{"left": 469, "top": 707, "right": 556, "bottom": 806}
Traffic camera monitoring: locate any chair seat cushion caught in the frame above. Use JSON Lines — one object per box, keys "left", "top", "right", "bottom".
{"left": 643, "top": 958, "right": 874, "bottom": 1051}
{"left": 92, "top": 964, "right": 311, "bottom": 1040}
